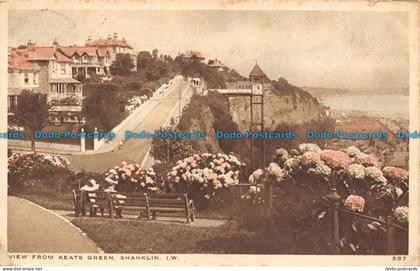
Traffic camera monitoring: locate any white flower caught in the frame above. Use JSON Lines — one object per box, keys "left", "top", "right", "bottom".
{"left": 346, "top": 164, "right": 365, "bottom": 180}
{"left": 298, "top": 143, "right": 322, "bottom": 154}
{"left": 284, "top": 157, "right": 301, "bottom": 173}
{"left": 344, "top": 146, "right": 361, "bottom": 157}
{"left": 308, "top": 163, "right": 331, "bottom": 177}
{"left": 364, "top": 166, "right": 384, "bottom": 180}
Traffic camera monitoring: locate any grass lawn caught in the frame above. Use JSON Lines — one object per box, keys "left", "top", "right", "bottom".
{"left": 72, "top": 218, "right": 270, "bottom": 254}
{"left": 16, "top": 193, "right": 74, "bottom": 211}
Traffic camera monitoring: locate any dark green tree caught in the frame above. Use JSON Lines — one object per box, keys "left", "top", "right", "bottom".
{"left": 137, "top": 51, "right": 153, "bottom": 70}
{"left": 82, "top": 87, "right": 125, "bottom": 131}
{"left": 13, "top": 90, "right": 49, "bottom": 151}
{"left": 110, "top": 53, "right": 135, "bottom": 76}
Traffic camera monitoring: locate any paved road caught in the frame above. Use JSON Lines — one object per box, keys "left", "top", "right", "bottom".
{"left": 8, "top": 197, "right": 99, "bottom": 253}
{"left": 67, "top": 80, "right": 188, "bottom": 172}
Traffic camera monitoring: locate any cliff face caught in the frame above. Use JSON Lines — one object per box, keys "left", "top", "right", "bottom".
{"left": 229, "top": 87, "right": 330, "bottom": 131}
{"left": 177, "top": 95, "right": 221, "bottom": 154}
{"left": 186, "top": 106, "right": 220, "bottom": 153}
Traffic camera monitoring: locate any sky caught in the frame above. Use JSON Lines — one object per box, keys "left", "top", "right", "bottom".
{"left": 8, "top": 10, "right": 409, "bottom": 90}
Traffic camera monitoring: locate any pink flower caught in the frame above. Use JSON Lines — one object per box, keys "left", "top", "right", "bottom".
{"left": 222, "top": 162, "right": 231, "bottom": 171}
{"left": 214, "top": 166, "right": 225, "bottom": 174}
{"left": 266, "top": 162, "right": 285, "bottom": 183}
{"left": 301, "top": 152, "right": 321, "bottom": 166}
{"left": 344, "top": 195, "right": 365, "bottom": 213}
{"left": 355, "top": 153, "right": 378, "bottom": 167}
{"left": 321, "top": 150, "right": 352, "bottom": 169}
{"left": 383, "top": 166, "right": 408, "bottom": 183}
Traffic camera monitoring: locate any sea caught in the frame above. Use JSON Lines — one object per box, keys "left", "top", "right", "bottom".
{"left": 319, "top": 95, "right": 409, "bottom": 118}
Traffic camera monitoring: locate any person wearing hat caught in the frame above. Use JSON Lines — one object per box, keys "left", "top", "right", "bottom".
{"left": 80, "top": 179, "right": 101, "bottom": 216}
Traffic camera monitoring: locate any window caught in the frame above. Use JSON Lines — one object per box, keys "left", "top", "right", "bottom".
{"left": 67, "top": 84, "right": 75, "bottom": 94}
{"left": 61, "top": 64, "right": 66, "bottom": 74}
{"left": 24, "top": 73, "right": 29, "bottom": 84}
{"left": 52, "top": 60, "right": 57, "bottom": 73}
{"left": 33, "top": 73, "right": 38, "bottom": 84}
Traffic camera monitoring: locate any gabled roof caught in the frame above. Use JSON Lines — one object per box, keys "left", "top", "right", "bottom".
{"left": 86, "top": 38, "right": 132, "bottom": 49}
{"left": 25, "top": 47, "right": 72, "bottom": 62}
{"left": 9, "top": 49, "right": 38, "bottom": 71}
{"left": 9, "top": 46, "right": 72, "bottom": 71}
{"left": 97, "top": 47, "right": 109, "bottom": 57}
{"left": 59, "top": 46, "right": 98, "bottom": 57}
{"left": 249, "top": 63, "right": 267, "bottom": 78}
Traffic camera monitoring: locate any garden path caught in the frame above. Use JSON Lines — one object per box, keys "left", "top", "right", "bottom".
{"left": 7, "top": 197, "right": 100, "bottom": 253}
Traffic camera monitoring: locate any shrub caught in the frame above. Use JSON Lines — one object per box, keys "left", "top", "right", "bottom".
{"left": 103, "top": 162, "right": 158, "bottom": 193}
{"left": 124, "top": 81, "right": 143, "bottom": 91}
{"left": 239, "top": 143, "right": 409, "bottom": 254}
{"left": 166, "top": 153, "right": 243, "bottom": 209}
{"left": 138, "top": 87, "right": 153, "bottom": 98}
{"left": 8, "top": 152, "right": 72, "bottom": 194}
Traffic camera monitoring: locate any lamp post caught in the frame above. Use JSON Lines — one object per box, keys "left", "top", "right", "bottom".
{"left": 325, "top": 170, "right": 342, "bottom": 254}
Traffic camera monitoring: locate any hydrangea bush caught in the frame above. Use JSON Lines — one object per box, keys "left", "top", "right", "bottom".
{"left": 103, "top": 161, "right": 158, "bottom": 193}
{"left": 242, "top": 143, "right": 409, "bottom": 254}
{"left": 8, "top": 152, "right": 72, "bottom": 193}
{"left": 166, "top": 153, "right": 243, "bottom": 207}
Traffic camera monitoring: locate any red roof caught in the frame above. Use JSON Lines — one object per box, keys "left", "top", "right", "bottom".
{"left": 86, "top": 38, "right": 132, "bottom": 49}
{"left": 249, "top": 63, "right": 267, "bottom": 78}
{"left": 9, "top": 49, "right": 37, "bottom": 71}
{"left": 25, "top": 47, "right": 72, "bottom": 62}
{"left": 97, "top": 47, "right": 109, "bottom": 57}
{"left": 59, "top": 46, "right": 98, "bottom": 57}
{"left": 9, "top": 46, "right": 72, "bottom": 70}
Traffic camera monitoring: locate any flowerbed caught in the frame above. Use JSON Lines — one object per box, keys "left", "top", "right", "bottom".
{"left": 166, "top": 153, "right": 243, "bottom": 208}
{"left": 242, "top": 144, "right": 409, "bottom": 254}
{"left": 8, "top": 152, "right": 72, "bottom": 194}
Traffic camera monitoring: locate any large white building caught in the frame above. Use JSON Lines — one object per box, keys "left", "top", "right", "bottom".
{"left": 85, "top": 33, "right": 137, "bottom": 71}
{"left": 8, "top": 41, "right": 83, "bottom": 124}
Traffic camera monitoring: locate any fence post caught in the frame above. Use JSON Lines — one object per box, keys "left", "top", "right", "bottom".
{"left": 80, "top": 190, "right": 86, "bottom": 216}
{"left": 325, "top": 173, "right": 342, "bottom": 254}
{"left": 386, "top": 215, "right": 396, "bottom": 254}
{"left": 266, "top": 184, "right": 273, "bottom": 209}
{"left": 93, "top": 127, "right": 99, "bottom": 151}
{"left": 80, "top": 128, "right": 86, "bottom": 153}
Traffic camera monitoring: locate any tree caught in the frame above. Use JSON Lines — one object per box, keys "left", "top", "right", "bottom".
{"left": 137, "top": 51, "right": 153, "bottom": 70}
{"left": 82, "top": 87, "right": 125, "bottom": 131}
{"left": 152, "top": 49, "right": 159, "bottom": 60}
{"left": 13, "top": 90, "right": 49, "bottom": 151}
{"left": 110, "top": 53, "right": 135, "bottom": 76}
{"left": 150, "top": 128, "right": 195, "bottom": 164}
{"left": 145, "top": 61, "right": 170, "bottom": 81}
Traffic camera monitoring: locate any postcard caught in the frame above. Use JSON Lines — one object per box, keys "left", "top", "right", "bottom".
{"left": 0, "top": 0, "right": 419, "bottom": 267}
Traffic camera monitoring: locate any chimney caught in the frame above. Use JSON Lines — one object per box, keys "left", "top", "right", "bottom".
{"left": 27, "top": 39, "right": 32, "bottom": 48}
{"left": 53, "top": 38, "right": 59, "bottom": 49}
{"left": 113, "top": 32, "right": 118, "bottom": 39}
{"left": 108, "top": 34, "right": 112, "bottom": 40}
{"left": 86, "top": 36, "right": 92, "bottom": 43}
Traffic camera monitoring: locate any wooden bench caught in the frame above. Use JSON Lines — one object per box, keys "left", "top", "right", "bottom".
{"left": 71, "top": 190, "right": 81, "bottom": 217}
{"left": 108, "top": 193, "right": 195, "bottom": 223}
{"left": 80, "top": 190, "right": 113, "bottom": 217}
{"left": 148, "top": 193, "right": 195, "bottom": 223}
{"left": 108, "top": 192, "right": 150, "bottom": 219}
